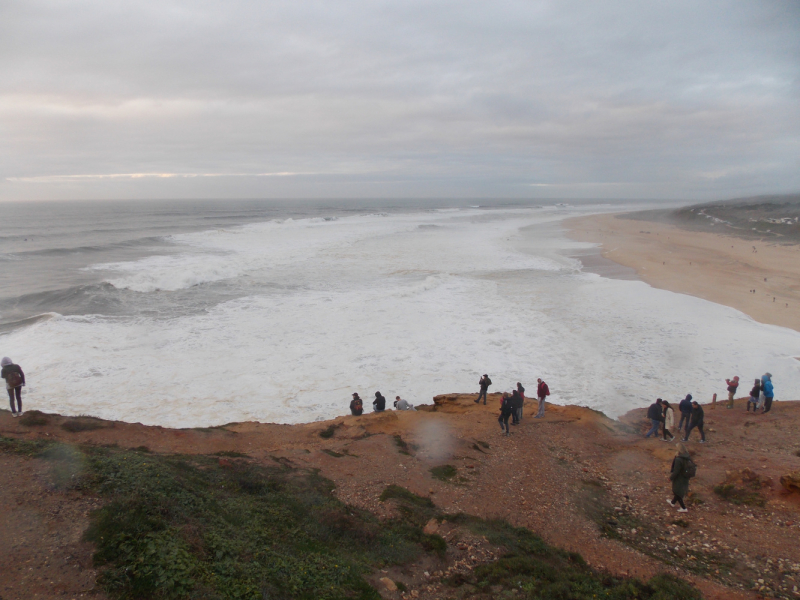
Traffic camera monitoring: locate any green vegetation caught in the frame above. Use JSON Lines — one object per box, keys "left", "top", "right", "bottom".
{"left": 19, "top": 410, "right": 50, "bottom": 427}
{"left": 213, "top": 450, "right": 248, "bottom": 458}
{"left": 392, "top": 434, "right": 411, "bottom": 455}
{"left": 429, "top": 464, "right": 458, "bottom": 482}
{"left": 61, "top": 417, "right": 106, "bottom": 432}
{"left": 713, "top": 483, "right": 765, "bottom": 507}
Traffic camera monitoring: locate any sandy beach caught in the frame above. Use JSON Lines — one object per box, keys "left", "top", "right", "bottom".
{"left": 566, "top": 212, "right": 800, "bottom": 333}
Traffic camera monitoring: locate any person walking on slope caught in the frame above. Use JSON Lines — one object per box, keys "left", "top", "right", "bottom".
{"left": 677, "top": 394, "right": 693, "bottom": 433}
{"left": 498, "top": 392, "right": 514, "bottom": 436}
{"left": 746, "top": 379, "right": 761, "bottom": 412}
{"left": 725, "top": 376, "right": 739, "bottom": 409}
{"left": 761, "top": 373, "right": 774, "bottom": 413}
{"left": 682, "top": 400, "right": 706, "bottom": 443}
{"left": 535, "top": 378, "right": 549, "bottom": 418}
{"left": 661, "top": 400, "right": 675, "bottom": 442}
{"left": 475, "top": 374, "right": 492, "bottom": 405}
{"left": 1, "top": 357, "right": 25, "bottom": 417}
{"left": 667, "top": 443, "right": 695, "bottom": 512}
{"left": 373, "top": 391, "right": 386, "bottom": 413}
{"left": 516, "top": 382, "right": 525, "bottom": 422}
{"left": 349, "top": 393, "right": 363, "bottom": 416}
{"left": 644, "top": 398, "right": 664, "bottom": 438}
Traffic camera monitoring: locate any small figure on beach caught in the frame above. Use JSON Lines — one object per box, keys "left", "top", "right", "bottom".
{"left": 682, "top": 400, "right": 705, "bottom": 443}
{"left": 1, "top": 357, "right": 25, "bottom": 418}
{"left": 645, "top": 398, "right": 664, "bottom": 438}
{"left": 373, "top": 391, "right": 386, "bottom": 413}
{"left": 510, "top": 389, "right": 523, "bottom": 425}
{"left": 761, "top": 373, "right": 774, "bottom": 413}
{"left": 349, "top": 393, "right": 363, "bottom": 416}
{"left": 475, "top": 374, "right": 492, "bottom": 405}
{"left": 661, "top": 400, "right": 675, "bottom": 442}
{"left": 516, "top": 382, "right": 525, "bottom": 422}
{"left": 668, "top": 443, "right": 695, "bottom": 513}
{"left": 394, "top": 396, "right": 416, "bottom": 411}
{"left": 677, "top": 394, "right": 692, "bottom": 433}
{"left": 535, "top": 378, "right": 549, "bottom": 418}
{"left": 725, "top": 375, "right": 739, "bottom": 409}
{"left": 498, "top": 392, "right": 513, "bottom": 436}
{"left": 746, "top": 379, "right": 761, "bottom": 412}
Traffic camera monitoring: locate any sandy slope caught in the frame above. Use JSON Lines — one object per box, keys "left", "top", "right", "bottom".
{"left": 2, "top": 396, "right": 800, "bottom": 599}
{"left": 566, "top": 212, "right": 800, "bottom": 333}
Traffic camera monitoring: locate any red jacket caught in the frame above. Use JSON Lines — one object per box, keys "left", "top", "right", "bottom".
{"left": 537, "top": 381, "right": 550, "bottom": 398}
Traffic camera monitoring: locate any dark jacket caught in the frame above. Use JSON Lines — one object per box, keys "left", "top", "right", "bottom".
{"left": 678, "top": 397, "right": 692, "bottom": 415}
{"left": 646, "top": 402, "right": 663, "bottom": 421}
{"left": 689, "top": 405, "right": 704, "bottom": 426}
{"left": 670, "top": 453, "right": 692, "bottom": 498}
{"left": 349, "top": 398, "right": 363, "bottom": 416}
{"left": 373, "top": 393, "right": 386, "bottom": 412}
{"left": 500, "top": 396, "right": 514, "bottom": 416}
{"left": 479, "top": 376, "right": 492, "bottom": 390}
{"left": 749, "top": 383, "right": 761, "bottom": 398}
{"left": 510, "top": 391, "right": 522, "bottom": 409}
{"left": 1, "top": 364, "right": 25, "bottom": 388}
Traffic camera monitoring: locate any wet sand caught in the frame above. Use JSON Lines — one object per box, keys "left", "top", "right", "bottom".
{"left": 566, "top": 212, "right": 800, "bottom": 333}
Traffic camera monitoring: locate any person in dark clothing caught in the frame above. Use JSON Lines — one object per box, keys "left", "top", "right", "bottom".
{"left": 349, "top": 393, "right": 363, "bottom": 416}
{"left": 475, "top": 374, "right": 491, "bottom": 404}
{"left": 1, "top": 357, "right": 25, "bottom": 417}
{"left": 644, "top": 398, "right": 664, "bottom": 438}
{"left": 667, "top": 443, "right": 692, "bottom": 512}
{"left": 498, "top": 393, "right": 513, "bottom": 435}
{"left": 516, "top": 382, "right": 525, "bottom": 422}
{"left": 746, "top": 379, "right": 760, "bottom": 412}
{"left": 373, "top": 391, "right": 386, "bottom": 412}
{"left": 535, "top": 378, "right": 549, "bottom": 418}
{"left": 510, "top": 390, "right": 522, "bottom": 425}
{"left": 682, "top": 401, "right": 705, "bottom": 443}
{"left": 677, "top": 394, "right": 693, "bottom": 432}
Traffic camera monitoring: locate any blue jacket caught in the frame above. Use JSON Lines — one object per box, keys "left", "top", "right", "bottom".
{"left": 762, "top": 379, "right": 774, "bottom": 397}
{"left": 679, "top": 397, "right": 693, "bottom": 415}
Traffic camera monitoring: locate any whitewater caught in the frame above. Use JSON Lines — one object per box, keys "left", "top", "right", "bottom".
{"left": 1, "top": 200, "right": 799, "bottom": 427}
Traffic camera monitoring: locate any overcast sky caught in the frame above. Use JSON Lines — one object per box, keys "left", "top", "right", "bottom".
{"left": 1, "top": 0, "right": 798, "bottom": 201}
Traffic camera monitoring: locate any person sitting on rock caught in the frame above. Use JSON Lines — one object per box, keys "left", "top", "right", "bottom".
{"left": 349, "top": 393, "right": 363, "bottom": 416}
{"left": 373, "top": 391, "right": 386, "bottom": 412}
{"left": 393, "top": 396, "right": 416, "bottom": 411}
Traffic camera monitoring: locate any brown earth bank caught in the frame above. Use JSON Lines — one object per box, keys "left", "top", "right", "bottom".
{"left": 565, "top": 212, "right": 800, "bottom": 333}
{"left": 2, "top": 396, "right": 800, "bottom": 600}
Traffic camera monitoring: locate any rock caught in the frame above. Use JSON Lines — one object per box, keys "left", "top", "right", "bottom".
{"left": 780, "top": 472, "right": 800, "bottom": 494}
{"left": 379, "top": 577, "right": 397, "bottom": 591}
{"left": 423, "top": 519, "right": 439, "bottom": 535}
{"left": 676, "top": 547, "right": 688, "bottom": 558}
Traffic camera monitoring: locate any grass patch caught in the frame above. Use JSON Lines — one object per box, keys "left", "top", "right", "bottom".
{"left": 134, "top": 446, "right": 151, "bottom": 453}
{"left": 713, "top": 483, "right": 765, "bottom": 507}
{"left": 429, "top": 465, "right": 458, "bottom": 482}
{"left": 0, "top": 434, "right": 53, "bottom": 456}
{"left": 319, "top": 424, "right": 338, "bottom": 439}
{"left": 61, "top": 418, "right": 106, "bottom": 432}
{"left": 213, "top": 450, "right": 248, "bottom": 458}
{"left": 393, "top": 434, "right": 411, "bottom": 455}
{"left": 19, "top": 410, "right": 50, "bottom": 427}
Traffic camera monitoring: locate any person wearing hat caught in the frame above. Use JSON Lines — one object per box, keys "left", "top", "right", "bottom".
{"left": 349, "top": 393, "right": 363, "bottom": 416}
{"left": 682, "top": 400, "right": 705, "bottom": 443}
{"left": 1, "top": 357, "right": 25, "bottom": 417}
{"left": 725, "top": 375, "right": 739, "bottom": 409}
{"left": 668, "top": 443, "right": 693, "bottom": 512}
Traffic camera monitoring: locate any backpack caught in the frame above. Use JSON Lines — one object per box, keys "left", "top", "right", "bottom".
{"left": 5, "top": 367, "right": 22, "bottom": 388}
{"left": 684, "top": 459, "right": 697, "bottom": 479}
{"left": 486, "top": 377, "right": 492, "bottom": 387}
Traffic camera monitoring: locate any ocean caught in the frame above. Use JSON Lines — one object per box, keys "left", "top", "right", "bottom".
{"left": 1, "top": 198, "right": 798, "bottom": 427}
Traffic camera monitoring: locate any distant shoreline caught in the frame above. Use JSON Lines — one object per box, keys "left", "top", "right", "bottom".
{"left": 565, "top": 210, "right": 800, "bottom": 333}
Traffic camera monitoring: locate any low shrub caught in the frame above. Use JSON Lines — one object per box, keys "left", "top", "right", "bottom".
{"left": 19, "top": 410, "right": 49, "bottom": 427}
{"left": 429, "top": 464, "right": 457, "bottom": 482}
{"left": 61, "top": 418, "right": 106, "bottom": 432}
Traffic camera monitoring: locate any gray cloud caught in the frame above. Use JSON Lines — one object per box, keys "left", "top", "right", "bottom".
{"left": 1, "top": 0, "right": 798, "bottom": 200}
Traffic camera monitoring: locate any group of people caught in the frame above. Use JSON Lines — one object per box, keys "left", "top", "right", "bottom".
{"left": 479, "top": 375, "right": 549, "bottom": 436}
{"left": 728, "top": 373, "right": 775, "bottom": 413}
{"left": 349, "top": 391, "right": 416, "bottom": 416}
{"left": 1, "top": 357, "right": 25, "bottom": 417}
{"left": 645, "top": 395, "right": 705, "bottom": 443}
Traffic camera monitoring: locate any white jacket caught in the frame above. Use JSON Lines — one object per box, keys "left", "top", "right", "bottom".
{"left": 664, "top": 407, "right": 674, "bottom": 429}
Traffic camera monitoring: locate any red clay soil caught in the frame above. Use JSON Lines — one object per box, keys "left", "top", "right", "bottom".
{"left": 1, "top": 395, "right": 800, "bottom": 600}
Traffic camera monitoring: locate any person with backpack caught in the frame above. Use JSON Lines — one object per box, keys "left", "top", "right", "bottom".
{"left": 349, "top": 393, "right": 363, "bottom": 416}
{"left": 725, "top": 375, "right": 739, "bottom": 409}
{"left": 516, "top": 382, "right": 525, "bottom": 422}
{"left": 682, "top": 400, "right": 706, "bottom": 443}
{"left": 498, "top": 392, "right": 514, "bottom": 436}
{"left": 677, "top": 394, "right": 693, "bottom": 433}
{"left": 746, "top": 379, "right": 761, "bottom": 412}
{"left": 1, "top": 357, "right": 25, "bottom": 417}
{"left": 661, "top": 400, "right": 675, "bottom": 442}
{"left": 534, "top": 378, "right": 549, "bottom": 418}
{"left": 373, "top": 391, "right": 386, "bottom": 413}
{"left": 761, "top": 373, "right": 774, "bottom": 413}
{"left": 475, "top": 374, "right": 492, "bottom": 405}
{"left": 644, "top": 398, "right": 664, "bottom": 438}
{"left": 667, "top": 443, "right": 694, "bottom": 512}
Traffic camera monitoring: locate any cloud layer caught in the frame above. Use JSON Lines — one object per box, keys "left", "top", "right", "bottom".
{"left": 1, "top": 0, "right": 798, "bottom": 200}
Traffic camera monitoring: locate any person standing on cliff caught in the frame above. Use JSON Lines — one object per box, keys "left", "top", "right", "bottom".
{"left": 510, "top": 389, "right": 522, "bottom": 425}
{"left": 725, "top": 376, "right": 739, "bottom": 409}
{"left": 475, "top": 374, "right": 491, "bottom": 405}
{"left": 644, "top": 398, "right": 663, "bottom": 438}
{"left": 534, "top": 378, "right": 549, "bottom": 418}
{"left": 677, "top": 394, "right": 692, "bottom": 433}
{"left": 682, "top": 401, "right": 705, "bottom": 443}
{"left": 349, "top": 393, "right": 363, "bottom": 416}
{"left": 1, "top": 357, "right": 25, "bottom": 417}
{"left": 661, "top": 400, "right": 675, "bottom": 442}
{"left": 667, "top": 443, "right": 694, "bottom": 512}
{"left": 760, "top": 373, "right": 774, "bottom": 413}
{"left": 498, "top": 392, "right": 513, "bottom": 436}
{"left": 516, "top": 382, "right": 525, "bottom": 422}
{"left": 746, "top": 379, "right": 760, "bottom": 412}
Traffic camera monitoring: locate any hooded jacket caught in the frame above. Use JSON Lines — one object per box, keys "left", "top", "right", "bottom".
{"left": 678, "top": 395, "right": 693, "bottom": 415}
{"left": 670, "top": 446, "right": 693, "bottom": 498}
{"left": 1, "top": 359, "right": 25, "bottom": 390}
{"left": 373, "top": 393, "right": 386, "bottom": 412}
{"left": 690, "top": 404, "right": 704, "bottom": 426}
{"left": 762, "top": 374, "right": 774, "bottom": 398}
